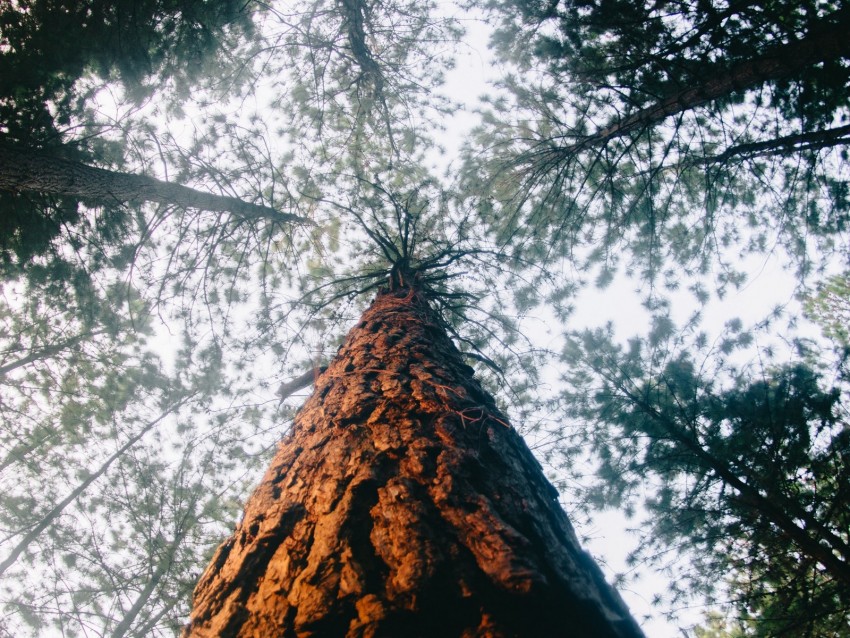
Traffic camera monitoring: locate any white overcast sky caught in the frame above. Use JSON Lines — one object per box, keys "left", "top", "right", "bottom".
{"left": 436, "top": 9, "right": 826, "bottom": 636}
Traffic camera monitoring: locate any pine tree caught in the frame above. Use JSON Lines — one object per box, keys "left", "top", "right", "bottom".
{"left": 464, "top": 0, "right": 850, "bottom": 285}
{"left": 183, "top": 272, "right": 644, "bottom": 637}
{"left": 0, "top": 0, "right": 268, "bottom": 276}
{"left": 559, "top": 326, "right": 850, "bottom": 636}
{"left": 6, "top": 0, "right": 850, "bottom": 634}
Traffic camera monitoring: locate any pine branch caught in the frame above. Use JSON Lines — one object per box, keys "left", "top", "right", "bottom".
{"left": 277, "top": 366, "right": 328, "bottom": 404}
{"left": 694, "top": 123, "right": 850, "bottom": 165}
{"left": 0, "top": 399, "right": 185, "bottom": 577}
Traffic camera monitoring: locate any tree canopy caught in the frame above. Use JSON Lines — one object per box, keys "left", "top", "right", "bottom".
{"left": 559, "top": 327, "right": 850, "bottom": 636}
{"left": 1, "top": 0, "right": 848, "bottom": 636}
{"left": 463, "top": 0, "right": 850, "bottom": 288}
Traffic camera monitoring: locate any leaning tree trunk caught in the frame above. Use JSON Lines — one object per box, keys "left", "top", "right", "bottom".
{"left": 184, "top": 286, "right": 645, "bottom": 637}
{"left": 565, "top": 4, "right": 850, "bottom": 155}
{"left": 0, "top": 146, "right": 309, "bottom": 225}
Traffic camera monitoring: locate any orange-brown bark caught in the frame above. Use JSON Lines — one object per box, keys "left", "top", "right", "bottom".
{"left": 184, "top": 286, "right": 645, "bottom": 637}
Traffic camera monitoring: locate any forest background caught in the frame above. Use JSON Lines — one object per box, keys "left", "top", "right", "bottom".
{"left": 0, "top": 1, "right": 848, "bottom": 637}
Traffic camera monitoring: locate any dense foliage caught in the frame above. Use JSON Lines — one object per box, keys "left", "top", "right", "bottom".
{"left": 463, "top": 0, "right": 850, "bottom": 288}
{"left": 0, "top": 0, "right": 848, "bottom": 636}
{"left": 559, "top": 325, "right": 850, "bottom": 635}
{"left": 0, "top": 0, "right": 257, "bottom": 282}
{"left": 0, "top": 0, "right": 253, "bottom": 145}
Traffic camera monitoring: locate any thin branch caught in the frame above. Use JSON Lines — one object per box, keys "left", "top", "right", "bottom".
{"left": 0, "top": 398, "right": 187, "bottom": 577}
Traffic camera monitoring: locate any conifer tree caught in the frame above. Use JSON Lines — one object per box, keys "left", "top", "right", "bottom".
{"left": 464, "top": 0, "right": 850, "bottom": 284}
{"left": 184, "top": 267, "right": 645, "bottom": 638}
{"left": 3, "top": 0, "right": 849, "bottom": 635}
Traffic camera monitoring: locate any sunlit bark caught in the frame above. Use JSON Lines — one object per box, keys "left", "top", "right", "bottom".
{"left": 184, "top": 285, "right": 644, "bottom": 637}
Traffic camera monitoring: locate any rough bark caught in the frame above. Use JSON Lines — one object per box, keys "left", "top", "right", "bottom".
{"left": 184, "top": 286, "right": 645, "bottom": 638}
{"left": 0, "top": 146, "right": 310, "bottom": 225}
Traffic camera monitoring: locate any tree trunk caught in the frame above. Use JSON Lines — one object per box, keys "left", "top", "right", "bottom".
{"left": 183, "top": 286, "right": 645, "bottom": 637}
{"left": 0, "top": 146, "right": 310, "bottom": 225}
{"left": 560, "top": 5, "right": 850, "bottom": 156}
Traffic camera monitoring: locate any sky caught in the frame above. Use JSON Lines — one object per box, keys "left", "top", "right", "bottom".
{"left": 435, "top": 9, "right": 831, "bottom": 636}
{"left": 4, "top": 4, "right": 840, "bottom": 636}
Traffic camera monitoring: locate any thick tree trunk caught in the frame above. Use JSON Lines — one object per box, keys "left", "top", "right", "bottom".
{"left": 184, "top": 286, "right": 645, "bottom": 638}
{"left": 0, "top": 146, "right": 310, "bottom": 225}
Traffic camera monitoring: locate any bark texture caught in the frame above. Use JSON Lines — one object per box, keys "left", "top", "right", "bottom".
{"left": 0, "top": 146, "right": 309, "bottom": 224}
{"left": 184, "top": 287, "right": 645, "bottom": 638}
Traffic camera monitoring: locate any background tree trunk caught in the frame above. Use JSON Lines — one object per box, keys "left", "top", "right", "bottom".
{"left": 561, "top": 4, "right": 850, "bottom": 155}
{"left": 0, "top": 146, "right": 309, "bottom": 224}
{"left": 183, "top": 287, "right": 645, "bottom": 638}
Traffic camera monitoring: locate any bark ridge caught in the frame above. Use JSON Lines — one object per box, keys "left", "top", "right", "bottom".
{"left": 184, "top": 287, "right": 645, "bottom": 637}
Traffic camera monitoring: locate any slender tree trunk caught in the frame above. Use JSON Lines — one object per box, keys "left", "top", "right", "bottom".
{"left": 184, "top": 286, "right": 645, "bottom": 637}
{"left": 560, "top": 5, "right": 850, "bottom": 155}
{"left": 0, "top": 330, "right": 102, "bottom": 377}
{"left": 111, "top": 521, "right": 190, "bottom": 638}
{"left": 0, "top": 146, "right": 310, "bottom": 225}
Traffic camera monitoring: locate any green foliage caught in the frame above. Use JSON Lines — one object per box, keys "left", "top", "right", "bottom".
{"left": 804, "top": 272, "right": 850, "bottom": 347}
{"left": 0, "top": 0, "right": 255, "bottom": 145}
{"left": 488, "top": 0, "right": 849, "bottom": 123}
{"left": 0, "top": 228, "right": 290, "bottom": 635}
{"left": 0, "top": 0, "right": 259, "bottom": 294}
{"left": 462, "top": 0, "right": 850, "bottom": 289}
{"left": 559, "top": 324, "right": 850, "bottom": 636}
{"left": 4, "top": 0, "right": 850, "bottom": 635}
{"left": 693, "top": 612, "right": 751, "bottom": 638}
